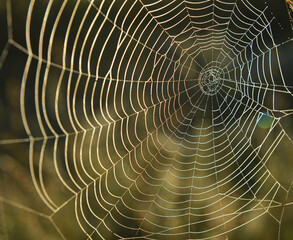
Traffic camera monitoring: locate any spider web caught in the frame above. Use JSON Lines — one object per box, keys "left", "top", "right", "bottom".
{"left": 0, "top": 0, "right": 293, "bottom": 239}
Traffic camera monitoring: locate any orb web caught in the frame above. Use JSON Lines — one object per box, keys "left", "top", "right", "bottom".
{"left": 0, "top": 0, "right": 293, "bottom": 239}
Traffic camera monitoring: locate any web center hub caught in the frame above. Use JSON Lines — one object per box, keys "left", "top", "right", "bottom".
{"left": 199, "top": 68, "right": 223, "bottom": 96}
